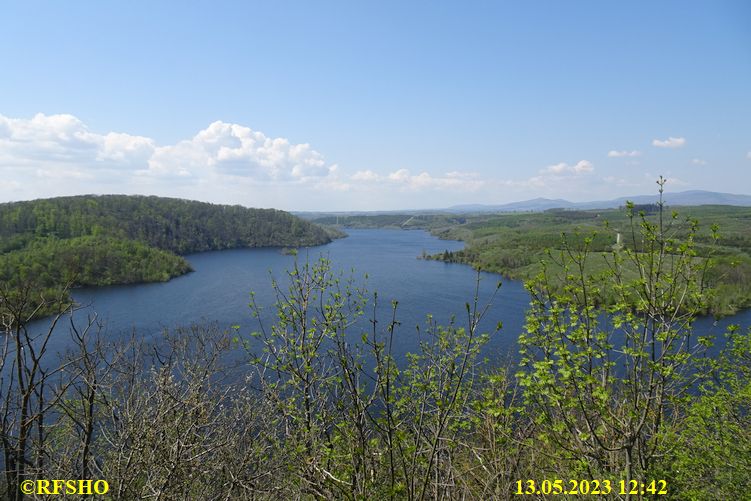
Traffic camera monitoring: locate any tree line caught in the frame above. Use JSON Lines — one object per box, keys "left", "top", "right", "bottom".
{"left": 0, "top": 195, "right": 336, "bottom": 254}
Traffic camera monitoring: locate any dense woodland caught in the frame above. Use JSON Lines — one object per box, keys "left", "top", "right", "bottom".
{"left": 0, "top": 184, "right": 748, "bottom": 499}
{"left": 0, "top": 195, "right": 338, "bottom": 319}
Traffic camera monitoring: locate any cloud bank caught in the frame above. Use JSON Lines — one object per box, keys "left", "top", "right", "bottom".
{"left": 0, "top": 113, "right": 693, "bottom": 210}
{"left": 0, "top": 113, "right": 489, "bottom": 209}
{"left": 0, "top": 113, "right": 337, "bottom": 183}
{"left": 351, "top": 169, "right": 484, "bottom": 191}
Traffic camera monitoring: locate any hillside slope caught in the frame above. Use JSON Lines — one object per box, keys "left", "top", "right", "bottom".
{"left": 428, "top": 205, "right": 751, "bottom": 316}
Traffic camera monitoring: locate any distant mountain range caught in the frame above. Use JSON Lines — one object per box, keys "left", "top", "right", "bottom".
{"left": 296, "top": 190, "right": 751, "bottom": 219}
{"left": 447, "top": 190, "right": 751, "bottom": 213}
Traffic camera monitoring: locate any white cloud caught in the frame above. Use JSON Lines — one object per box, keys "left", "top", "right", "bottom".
{"left": 608, "top": 150, "right": 641, "bottom": 158}
{"left": 0, "top": 113, "right": 153, "bottom": 167}
{"left": 147, "top": 120, "right": 333, "bottom": 181}
{"left": 394, "top": 169, "right": 595, "bottom": 200}
{"left": 387, "top": 169, "right": 410, "bottom": 182}
{"left": 350, "top": 168, "right": 484, "bottom": 192}
{"left": 542, "top": 160, "right": 593, "bottom": 174}
{"left": 652, "top": 136, "right": 686, "bottom": 148}
{"left": 351, "top": 170, "right": 380, "bottom": 182}
{"left": 691, "top": 158, "right": 707, "bottom": 165}
{"left": 545, "top": 162, "right": 568, "bottom": 174}
{"left": 514, "top": 160, "right": 596, "bottom": 192}
{"left": 0, "top": 113, "right": 338, "bottom": 186}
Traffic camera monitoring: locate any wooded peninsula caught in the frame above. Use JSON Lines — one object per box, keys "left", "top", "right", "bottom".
{"left": 0, "top": 195, "right": 338, "bottom": 319}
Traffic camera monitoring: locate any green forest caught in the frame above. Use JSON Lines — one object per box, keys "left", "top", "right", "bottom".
{"left": 0, "top": 190, "right": 749, "bottom": 499}
{"left": 0, "top": 195, "right": 338, "bottom": 319}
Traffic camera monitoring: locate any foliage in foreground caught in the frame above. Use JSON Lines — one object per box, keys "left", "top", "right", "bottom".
{"left": 0, "top": 185, "right": 749, "bottom": 499}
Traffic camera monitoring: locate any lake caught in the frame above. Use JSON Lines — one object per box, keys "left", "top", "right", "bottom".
{"left": 27, "top": 228, "right": 751, "bottom": 366}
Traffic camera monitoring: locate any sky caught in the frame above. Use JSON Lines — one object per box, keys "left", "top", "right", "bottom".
{"left": 1, "top": 1, "right": 749, "bottom": 211}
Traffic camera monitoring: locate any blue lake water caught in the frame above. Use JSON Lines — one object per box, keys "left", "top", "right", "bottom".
{"left": 27, "top": 229, "right": 751, "bottom": 366}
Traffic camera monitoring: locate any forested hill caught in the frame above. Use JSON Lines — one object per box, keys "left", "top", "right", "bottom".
{"left": 0, "top": 195, "right": 338, "bottom": 320}
{"left": 0, "top": 195, "right": 335, "bottom": 254}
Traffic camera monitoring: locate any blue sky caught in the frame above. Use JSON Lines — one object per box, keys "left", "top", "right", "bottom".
{"left": 1, "top": 1, "right": 749, "bottom": 210}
